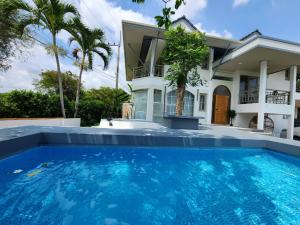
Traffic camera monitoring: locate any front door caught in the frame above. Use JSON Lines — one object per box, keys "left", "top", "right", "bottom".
{"left": 214, "top": 95, "right": 229, "bottom": 124}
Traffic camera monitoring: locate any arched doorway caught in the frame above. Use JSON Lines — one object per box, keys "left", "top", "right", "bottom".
{"left": 212, "top": 85, "right": 231, "bottom": 124}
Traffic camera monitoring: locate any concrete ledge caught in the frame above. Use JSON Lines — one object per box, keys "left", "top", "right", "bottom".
{"left": 0, "top": 118, "right": 81, "bottom": 128}
{"left": 0, "top": 133, "right": 43, "bottom": 159}
{"left": 0, "top": 126, "right": 299, "bottom": 159}
{"left": 163, "top": 116, "right": 201, "bottom": 130}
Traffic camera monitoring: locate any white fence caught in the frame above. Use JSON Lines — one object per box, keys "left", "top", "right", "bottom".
{"left": 0, "top": 118, "right": 81, "bottom": 128}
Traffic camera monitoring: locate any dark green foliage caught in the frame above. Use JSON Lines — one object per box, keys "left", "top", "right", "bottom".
{"left": 77, "top": 99, "right": 104, "bottom": 127}
{"left": 228, "top": 110, "right": 237, "bottom": 119}
{"left": 162, "top": 26, "right": 209, "bottom": 88}
{"left": 33, "top": 70, "right": 79, "bottom": 100}
{"left": 0, "top": 87, "right": 130, "bottom": 127}
{"left": 81, "top": 87, "right": 130, "bottom": 121}
{"left": 0, "top": 90, "right": 72, "bottom": 118}
{"left": 132, "top": 0, "right": 185, "bottom": 29}
{"left": 0, "top": 0, "right": 32, "bottom": 71}
{"left": 228, "top": 110, "right": 237, "bottom": 126}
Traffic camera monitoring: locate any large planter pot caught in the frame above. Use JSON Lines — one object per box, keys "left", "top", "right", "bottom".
{"left": 163, "top": 115, "right": 203, "bottom": 130}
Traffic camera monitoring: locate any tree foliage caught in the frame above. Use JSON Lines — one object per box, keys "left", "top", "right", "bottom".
{"left": 0, "top": 87, "right": 130, "bottom": 126}
{"left": 162, "top": 26, "right": 209, "bottom": 115}
{"left": 0, "top": 90, "right": 73, "bottom": 118}
{"left": 2, "top": 0, "right": 79, "bottom": 118}
{"left": 163, "top": 26, "right": 209, "bottom": 87}
{"left": 33, "top": 70, "right": 79, "bottom": 100}
{"left": 132, "top": 0, "right": 185, "bottom": 29}
{"left": 0, "top": 0, "right": 32, "bottom": 71}
{"left": 67, "top": 17, "right": 112, "bottom": 118}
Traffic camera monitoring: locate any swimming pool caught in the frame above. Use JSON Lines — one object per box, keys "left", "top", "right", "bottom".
{"left": 0, "top": 146, "right": 299, "bottom": 225}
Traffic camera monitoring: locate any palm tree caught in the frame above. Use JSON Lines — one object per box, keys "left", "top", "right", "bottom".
{"left": 68, "top": 18, "right": 112, "bottom": 118}
{"left": 4, "top": 0, "right": 79, "bottom": 118}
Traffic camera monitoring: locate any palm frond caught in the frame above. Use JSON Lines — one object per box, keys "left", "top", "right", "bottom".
{"left": 92, "top": 49, "right": 109, "bottom": 69}
{"left": 94, "top": 42, "right": 112, "bottom": 57}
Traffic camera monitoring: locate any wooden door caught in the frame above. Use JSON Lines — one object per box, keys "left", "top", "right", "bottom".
{"left": 214, "top": 95, "right": 229, "bottom": 124}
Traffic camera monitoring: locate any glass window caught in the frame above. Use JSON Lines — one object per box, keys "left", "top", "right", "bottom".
{"left": 199, "top": 94, "right": 206, "bottom": 111}
{"left": 167, "top": 90, "right": 194, "bottom": 116}
{"left": 133, "top": 90, "right": 148, "bottom": 120}
{"left": 285, "top": 69, "right": 290, "bottom": 81}
{"left": 153, "top": 89, "right": 163, "bottom": 122}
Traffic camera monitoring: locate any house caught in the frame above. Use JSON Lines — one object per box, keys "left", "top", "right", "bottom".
{"left": 122, "top": 16, "right": 300, "bottom": 139}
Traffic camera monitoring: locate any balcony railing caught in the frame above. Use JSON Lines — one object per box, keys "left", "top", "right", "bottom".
{"left": 265, "top": 89, "right": 290, "bottom": 104}
{"left": 297, "top": 81, "right": 300, "bottom": 93}
{"left": 133, "top": 65, "right": 164, "bottom": 79}
{"left": 239, "top": 90, "right": 259, "bottom": 104}
{"left": 133, "top": 66, "right": 150, "bottom": 79}
{"left": 239, "top": 89, "right": 290, "bottom": 105}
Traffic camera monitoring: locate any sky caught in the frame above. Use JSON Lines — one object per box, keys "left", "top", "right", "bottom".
{"left": 1, "top": 0, "right": 300, "bottom": 93}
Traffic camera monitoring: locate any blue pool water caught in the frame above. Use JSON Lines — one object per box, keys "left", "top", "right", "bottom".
{"left": 0, "top": 146, "right": 300, "bottom": 225}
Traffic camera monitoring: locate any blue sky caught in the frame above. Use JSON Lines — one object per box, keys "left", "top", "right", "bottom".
{"left": 1, "top": 0, "right": 300, "bottom": 92}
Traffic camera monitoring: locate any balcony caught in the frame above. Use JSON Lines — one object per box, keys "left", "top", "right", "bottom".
{"left": 133, "top": 65, "right": 164, "bottom": 79}
{"left": 239, "top": 90, "right": 259, "bottom": 104}
{"left": 265, "top": 89, "right": 290, "bottom": 104}
{"left": 239, "top": 89, "right": 290, "bottom": 105}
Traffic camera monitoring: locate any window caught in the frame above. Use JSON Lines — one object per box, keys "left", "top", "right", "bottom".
{"left": 285, "top": 69, "right": 290, "bottom": 81}
{"left": 239, "top": 76, "right": 259, "bottom": 104}
{"left": 153, "top": 89, "right": 163, "bottom": 122}
{"left": 133, "top": 90, "right": 148, "bottom": 120}
{"left": 167, "top": 90, "right": 194, "bottom": 116}
{"left": 199, "top": 94, "right": 206, "bottom": 111}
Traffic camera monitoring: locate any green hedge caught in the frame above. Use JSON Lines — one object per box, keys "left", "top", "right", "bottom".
{"left": 0, "top": 88, "right": 129, "bottom": 126}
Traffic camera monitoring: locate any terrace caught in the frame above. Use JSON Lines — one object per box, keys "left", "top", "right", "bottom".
{"left": 240, "top": 89, "right": 290, "bottom": 105}
{"left": 132, "top": 65, "right": 164, "bottom": 79}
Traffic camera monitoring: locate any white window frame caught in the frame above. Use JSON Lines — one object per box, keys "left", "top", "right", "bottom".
{"left": 199, "top": 93, "right": 206, "bottom": 111}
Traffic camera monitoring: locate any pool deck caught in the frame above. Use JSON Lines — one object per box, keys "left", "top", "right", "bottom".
{"left": 0, "top": 125, "right": 299, "bottom": 159}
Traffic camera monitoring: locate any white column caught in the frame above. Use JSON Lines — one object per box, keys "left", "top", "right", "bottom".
{"left": 206, "top": 48, "right": 214, "bottom": 124}
{"left": 257, "top": 61, "right": 267, "bottom": 130}
{"left": 287, "top": 66, "right": 297, "bottom": 139}
{"left": 233, "top": 70, "right": 240, "bottom": 108}
{"left": 209, "top": 48, "right": 214, "bottom": 79}
{"left": 149, "top": 39, "right": 157, "bottom": 77}
{"left": 206, "top": 84, "right": 213, "bottom": 125}
{"left": 146, "top": 88, "right": 154, "bottom": 121}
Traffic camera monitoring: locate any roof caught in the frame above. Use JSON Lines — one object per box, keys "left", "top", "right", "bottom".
{"left": 240, "top": 29, "right": 262, "bottom": 41}
{"left": 213, "top": 35, "right": 300, "bottom": 73}
{"left": 172, "top": 15, "right": 199, "bottom": 31}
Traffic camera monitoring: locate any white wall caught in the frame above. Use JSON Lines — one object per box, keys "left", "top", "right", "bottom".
{"left": 269, "top": 114, "right": 289, "bottom": 137}
{"left": 172, "top": 19, "right": 195, "bottom": 32}
{"left": 267, "top": 71, "right": 290, "bottom": 91}
{"left": 0, "top": 118, "right": 81, "bottom": 128}
{"left": 235, "top": 113, "right": 256, "bottom": 128}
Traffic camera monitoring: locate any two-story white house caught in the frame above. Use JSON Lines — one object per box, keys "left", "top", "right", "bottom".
{"left": 122, "top": 16, "right": 300, "bottom": 139}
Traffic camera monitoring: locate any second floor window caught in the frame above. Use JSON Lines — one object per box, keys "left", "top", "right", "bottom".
{"left": 285, "top": 69, "right": 290, "bottom": 81}
{"left": 199, "top": 94, "right": 206, "bottom": 111}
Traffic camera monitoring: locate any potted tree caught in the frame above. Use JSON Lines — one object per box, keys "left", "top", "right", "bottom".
{"left": 228, "top": 110, "right": 237, "bottom": 127}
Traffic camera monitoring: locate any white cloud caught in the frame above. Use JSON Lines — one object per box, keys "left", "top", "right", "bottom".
{"left": 0, "top": 0, "right": 233, "bottom": 93}
{"left": 0, "top": 45, "right": 53, "bottom": 92}
{"left": 195, "top": 23, "right": 233, "bottom": 39}
{"left": 0, "top": 0, "right": 154, "bottom": 93}
{"left": 233, "top": 0, "right": 250, "bottom": 8}
{"left": 173, "top": 0, "right": 207, "bottom": 19}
